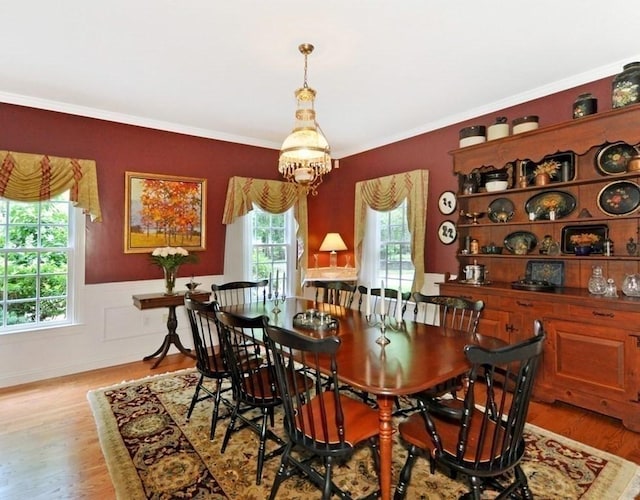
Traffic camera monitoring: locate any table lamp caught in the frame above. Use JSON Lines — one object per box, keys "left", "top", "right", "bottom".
{"left": 319, "top": 232, "right": 347, "bottom": 268}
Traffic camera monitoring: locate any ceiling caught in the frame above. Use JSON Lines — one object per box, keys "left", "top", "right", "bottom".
{"left": 2, "top": 1, "right": 639, "bottom": 158}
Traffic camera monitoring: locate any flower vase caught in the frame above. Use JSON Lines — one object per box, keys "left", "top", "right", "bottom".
{"left": 535, "top": 173, "right": 551, "bottom": 186}
{"left": 163, "top": 266, "right": 179, "bottom": 295}
{"left": 574, "top": 245, "right": 592, "bottom": 256}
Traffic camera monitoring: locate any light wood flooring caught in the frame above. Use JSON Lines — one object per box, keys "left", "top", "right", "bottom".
{"left": 1, "top": 352, "right": 640, "bottom": 499}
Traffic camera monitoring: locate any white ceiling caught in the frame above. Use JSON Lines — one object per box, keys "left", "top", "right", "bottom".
{"left": 1, "top": 1, "right": 639, "bottom": 158}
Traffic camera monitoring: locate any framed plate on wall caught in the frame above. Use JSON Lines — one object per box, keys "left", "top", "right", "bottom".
{"left": 597, "top": 180, "right": 640, "bottom": 216}
{"left": 437, "top": 220, "right": 457, "bottom": 245}
{"left": 437, "top": 191, "right": 457, "bottom": 215}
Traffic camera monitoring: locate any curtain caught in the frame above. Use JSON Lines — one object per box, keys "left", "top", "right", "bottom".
{"left": 354, "top": 169, "right": 429, "bottom": 292}
{"left": 222, "top": 176, "right": 308, "bottom": 295}
{"left": 0, "top": 150, "right": 102, "bottom": 221}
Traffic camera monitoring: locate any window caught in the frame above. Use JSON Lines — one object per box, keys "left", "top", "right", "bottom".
{"left": 249, "top": 206, "right": 295, "bottom": 295}
{"left": 362, "top": 199, "right": 414, "bottom": 292}
{"left": 0, "top": 192, "right": 76, "bottom": 332}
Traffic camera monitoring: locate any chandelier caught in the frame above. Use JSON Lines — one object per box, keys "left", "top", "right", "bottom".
{"left": 278, "top": 43, "right": 333, "bottom": 196}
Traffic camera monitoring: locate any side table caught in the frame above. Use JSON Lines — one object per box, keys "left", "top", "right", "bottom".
{"left": 132, "top": 290, "right": 210, "bottom": 369}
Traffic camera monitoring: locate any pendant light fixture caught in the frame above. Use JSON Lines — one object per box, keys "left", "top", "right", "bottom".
{"left": 278, "top": 43, "right": 333, "bottom": 196}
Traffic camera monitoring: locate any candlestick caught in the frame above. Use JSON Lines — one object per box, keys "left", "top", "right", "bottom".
{"left": 380, "top": 280, "right": 385, "bottom": 316}
{"left": 275, "top": 270, "right": 279, "bottom": 294}
{"left": 269, "top": 273, "right": 272, "bottom": 295}
{"left": 366, "top": 287, "right": 371, "bottom": 316}
{"left": 396, "top": 288, "right": 402, "bottom": 323}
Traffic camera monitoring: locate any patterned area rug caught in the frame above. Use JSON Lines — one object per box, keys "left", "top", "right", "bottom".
{"left": 88, "top": 368, "right": 640, "bottom": 499}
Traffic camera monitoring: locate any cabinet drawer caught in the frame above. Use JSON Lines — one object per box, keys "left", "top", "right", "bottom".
{"left": 499, "top": 296, "right": 557, "bottom": 315}
{"left": 567, "top": 304, "right": 640, "bottom": 327}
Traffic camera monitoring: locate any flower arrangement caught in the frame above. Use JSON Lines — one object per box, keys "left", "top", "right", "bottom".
{"left": 570, "top": 233, "right": 601, "bottom": 247}
{"left": 150, "top": 246, "right": 197, "bottom": 270}
{"left": 532, "top": 160, "right": 561, "bottom": 179}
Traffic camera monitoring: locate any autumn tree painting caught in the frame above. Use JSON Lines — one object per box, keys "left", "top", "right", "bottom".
{"left": 125, "top": 172, "right": 207, "bottom": 252}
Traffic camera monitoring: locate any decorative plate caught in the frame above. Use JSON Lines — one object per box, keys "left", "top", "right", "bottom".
{"left": 597, "top": 180, "right": 640, "bottom": 216}
{"left": 504, "top": 231, "right": 537, "bottom": 255}
{"left": 595, "top": 142, "right": 638, "bottom": 175}
{"left": 487, "top": 197, "right": 515, "bottom": 223}
{"left": 437, "top": 220, "right": 457, "bottom": 245}
{"left": 437, "top": 191, "right": 457, "bottom": 215}
{"left": 524, "top": 190, "right": 576, "bottom": 220}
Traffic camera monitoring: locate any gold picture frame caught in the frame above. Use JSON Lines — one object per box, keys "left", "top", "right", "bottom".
{"left": 124, "top": 171, "right": 207, "bottom": 253}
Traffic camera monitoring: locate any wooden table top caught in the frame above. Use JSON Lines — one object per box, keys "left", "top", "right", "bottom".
{"left": 220, "top": 297, "right": 505, "bottom": 397}
{"left": 132, "top": 290, "right": 211, "bottom": 310}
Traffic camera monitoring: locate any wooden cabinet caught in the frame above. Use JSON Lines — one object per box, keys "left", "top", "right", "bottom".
{"left": 442, "top": 105, "right": 640, "bottom": 431}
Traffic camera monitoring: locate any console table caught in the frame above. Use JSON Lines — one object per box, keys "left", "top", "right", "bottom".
{"left": 132, "top": 290, "right": 210, "bottom": 369}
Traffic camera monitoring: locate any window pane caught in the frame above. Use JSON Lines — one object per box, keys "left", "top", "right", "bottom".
{"left": 8, "top": 225, "right": 38, "bottom": 248}
{"left": 7, "top": 301, "right": 36, "bottom": 325}
{"left": 40, "top": 225, "right": 68, "bottom": 247}
{"left": 8, "top": 202, "right": 38, "bottom": 224}
{"left": 7, "top": 276, "right": 37, "bottom": 300}
{"left": 40, "top": 251, "right": 68, "bottom": 273}
{"left": 40, "top": 298, "right": 67, "bottom": 322}
{"left": 40, "top": 274, "right": 67, "bottom": 297}
{"left": 7, "top": 252, "right": 38, "bottom": 274}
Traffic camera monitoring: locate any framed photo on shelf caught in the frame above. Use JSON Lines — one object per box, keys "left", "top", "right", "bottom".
{"left": 124, "top": 171, "right": 207, "bottom": 253}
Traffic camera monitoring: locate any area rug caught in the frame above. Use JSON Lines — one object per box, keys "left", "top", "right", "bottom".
{"left": 88, "top": 369, "right": 640, "bottom": 499}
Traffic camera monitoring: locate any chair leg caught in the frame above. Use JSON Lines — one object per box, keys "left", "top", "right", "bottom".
{"left": 515, "top": 464, "right": 533, "bottom": 500}
{"left": 186, "top": 374, "right": 204, "bottom": 420}
{"left": 220, "top": 400, "right": 240, "bottom": 453}
{"left": 394, "top": 445, "right": 418, "bottom": 500}
{"left": 209, "top": 380, "right": 223, "bottom": 440}
{"left": 322, "top": 456, "right": 334, "bottom": 500}
{"left": 269, "top": 442, "right": 293, "bottom": 500}
{"left": 255, "top": 408, "right": 269, "bottom": 485}
{"left": 467, "top": 475, "right": 483, "bottom": 500}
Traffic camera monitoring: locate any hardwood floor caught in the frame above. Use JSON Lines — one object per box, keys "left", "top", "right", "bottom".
{"left": 1, "top": 353, "right": 640, "bottom": 499}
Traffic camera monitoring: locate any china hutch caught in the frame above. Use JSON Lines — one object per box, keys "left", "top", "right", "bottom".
{"left": 440, "top": 105, "right": 640, "bottom": 431}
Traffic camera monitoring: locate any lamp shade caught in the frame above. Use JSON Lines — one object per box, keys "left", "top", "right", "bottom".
{"left": 319, "top": 233, "right": 347, "bottom": 252}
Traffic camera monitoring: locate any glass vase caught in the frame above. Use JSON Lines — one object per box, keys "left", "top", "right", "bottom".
{"left": 163, "top": 266, "right": 179, "bottom": 295}
{"left": 587, "top": 265, "right": 607, "bottom": 295}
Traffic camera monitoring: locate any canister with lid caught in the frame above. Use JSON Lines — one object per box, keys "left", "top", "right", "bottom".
{"left": 487, "top": 116, "right": 509, "bottom": 140}
{"left": 512, "top": 115, "right": 539, "bottom": 134}
{"left": 459, "top": 125, "right": 486, "bottom": 147}
{"left": 612, "top": 62, "right": 640, "bottom": 108}
{"left": 573, "top": 93, "right": 597, "bottom": 119}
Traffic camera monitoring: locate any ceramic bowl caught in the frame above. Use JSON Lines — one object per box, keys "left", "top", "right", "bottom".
{"left": 485, "top": 180, "right": 509, "bottom": 192}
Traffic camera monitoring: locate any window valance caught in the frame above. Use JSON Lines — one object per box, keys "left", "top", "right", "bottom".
{"left": 0, "top": 150, "right": 102, "bottom": 221}
{"left": 354, "top": 169, "right": 429, "bottom": 292}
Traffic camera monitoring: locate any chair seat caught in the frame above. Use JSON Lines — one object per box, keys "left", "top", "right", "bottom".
{"left": 296, "top": 391, "right": 379, "bottom": 446}
{"left": 399, "top": 405, "right": 509, "bottom": 464}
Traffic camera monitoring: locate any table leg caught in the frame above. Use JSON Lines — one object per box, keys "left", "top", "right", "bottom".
{"left": 143, "top": 304, "right": 195, "bottom": 369}
{"left": 376, "top": 394, "right": 395, "bottom": 500}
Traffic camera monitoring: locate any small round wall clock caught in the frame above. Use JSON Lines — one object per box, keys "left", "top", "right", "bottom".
{"left": 438, "top": 220, "right": 457, "bottom": 245}
{"left": 438, "top": 191, "right": 457, "bottom": 215}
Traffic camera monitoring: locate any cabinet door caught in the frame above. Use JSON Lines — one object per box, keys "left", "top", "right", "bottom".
{"left": 477, "top": 308, "right": 510, "bottom": 343}
{"left": 544, "top": 318, "right": 638, "bottom": 403}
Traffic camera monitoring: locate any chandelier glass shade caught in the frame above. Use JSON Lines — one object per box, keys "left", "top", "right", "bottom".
{"left": 279, "top": 43, "right": 332, "bottom": 196}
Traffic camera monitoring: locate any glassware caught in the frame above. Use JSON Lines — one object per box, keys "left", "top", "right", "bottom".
{"left": 604, "top": 278, "right": 618, "bottom": 298}
{"left": 587, "top": 265, "right": 607, "bottom": 295}
{"left": 622, "top": 274, "right": 640, "bottom": 297}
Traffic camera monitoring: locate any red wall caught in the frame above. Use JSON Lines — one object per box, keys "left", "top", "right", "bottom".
{"left": 0, "top": 103, "right": 280, "bottom": 283}
{"left": 0, "top": 74, "right": 614, "bottom": 283}
{"left": 307, "top": 76, "right": 613, "bottom": 275}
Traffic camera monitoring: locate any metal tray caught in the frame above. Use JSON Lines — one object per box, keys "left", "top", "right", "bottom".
{"left": 292, "top": 310, "right": 339, "bottom": 331}
{"left": 511, "top": 279, "right": 556, "bottom": 292}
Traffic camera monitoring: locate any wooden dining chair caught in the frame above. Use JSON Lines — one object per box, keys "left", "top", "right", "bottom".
{"left": 213, "top": 308, "right": 287, "bottom": 484}
{"left": 211, "top": 279, "right": 269, "bottom": 307}
{"left": 394, "top": 321, "right": 545, "bottom": 500}
{"left": 412, "top": 293, "right": 484, "bottom": 334}
{"left": 310, "top": 280, "right": 357, "bottom": 308}
{"left": 263, "top": 321, "right": 380, "bottom": 500}
{"left": 183, "top": 296, "right": 233, "bottom": 440}
{"left": 357, "top": 285, "right": 411, "bottom": 319}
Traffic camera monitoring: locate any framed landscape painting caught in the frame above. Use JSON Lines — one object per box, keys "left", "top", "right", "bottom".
{"left": 124, "top": 172, "right": 207, "bottom": 253}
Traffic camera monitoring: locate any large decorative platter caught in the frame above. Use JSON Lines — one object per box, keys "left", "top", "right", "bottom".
{"left": 504, "top": 231, "right": 537, "bottom": 255}
{"left": 595, "top": 142, "right": 638, "bottom": 175}
{"left": 561, "top": 224, "right": 608, "bottom": 254}
{"left": 524, "top": 190, "right": 576, "bottom": 220}
{"left": 293, "top": 310, "right": 339, "bottom": 331}
{"left": 487, "top": 197, "right": 515, "bottom": 223}
{"left": 597, "top": 180, "right": 640, "bottom": 216}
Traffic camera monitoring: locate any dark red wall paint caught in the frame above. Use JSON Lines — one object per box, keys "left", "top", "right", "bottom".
{"left": 0, "top": 103, "right": 279, "bottom": 283}
{"left": 0, "top": 75, "right": 613, "bottom": 283}
{"left": 307, "top": 76, "right": 613, "bottom": 275}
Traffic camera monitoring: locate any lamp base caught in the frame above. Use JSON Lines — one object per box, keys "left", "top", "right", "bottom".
{"left": 329, "top": 251, "right": 337, "bottom": 268}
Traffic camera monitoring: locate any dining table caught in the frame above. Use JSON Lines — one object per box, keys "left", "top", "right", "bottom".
{"left": 220, "top": 297, "right": 505, "bottom": 500}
